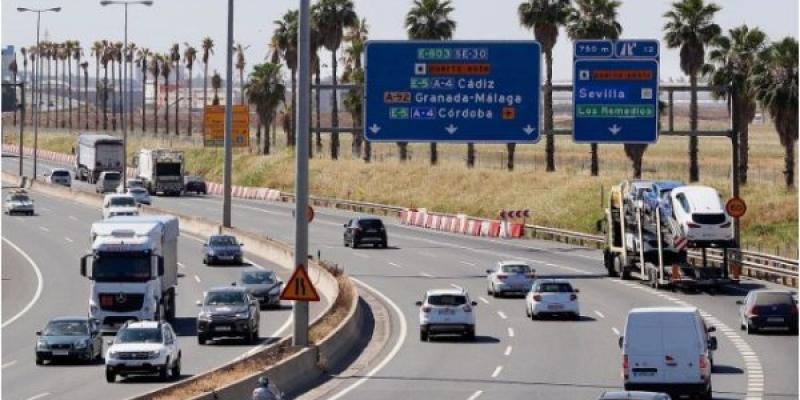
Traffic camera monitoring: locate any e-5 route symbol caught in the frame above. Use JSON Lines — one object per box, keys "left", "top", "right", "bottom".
{"left": 280, "top": 266, "right": 320, "bottom": 302}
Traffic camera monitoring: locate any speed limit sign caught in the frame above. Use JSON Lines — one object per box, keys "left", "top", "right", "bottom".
{"left": 726, "top": 197, "right": 747, "bottom": 218}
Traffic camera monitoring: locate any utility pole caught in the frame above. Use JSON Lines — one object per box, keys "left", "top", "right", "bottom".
{"left": 222, "top": 0, "right": 234, "bottom": 227}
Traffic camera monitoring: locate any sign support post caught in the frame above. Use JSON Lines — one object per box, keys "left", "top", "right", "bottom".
{"left": 222, "top": 0, "right": 234, "bottom": 228}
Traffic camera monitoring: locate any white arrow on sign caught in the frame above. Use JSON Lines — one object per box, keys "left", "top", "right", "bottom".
{"left": 369, "top": 123, "right": 381, "bottom": 134}
{"left": 523, "top": 124, "right": 536, "bottom": 135}
{"left": 445, "top": 124, "right": 458, "bottom": 135}
{"left": 608, "top": 124, "right": 622, "bottom": 135}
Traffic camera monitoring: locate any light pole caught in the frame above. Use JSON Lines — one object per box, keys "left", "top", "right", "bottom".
{"left": 294, "top": 0, "right": 311, "bottom": 346}
{"left": 100, "top": 0, "right": 153, "bottom": 191}
{"left": 222, "top": 0, "right": 234, "bottom": 228}
{"left": 17, "top": 6, "right": 61, "bottom": 181}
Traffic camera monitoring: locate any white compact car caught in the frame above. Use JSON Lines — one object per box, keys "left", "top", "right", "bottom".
{"left": 117, "top": 178, "right": 146, "bottom": 193}
{"left": 417, "top": 288, "right": 478, "bottom": 341}
{"left": 525, "top": 279, "right": 580, "bottom": 320}
{"left": 46, "top": 168, "right": 72, "bottom": 187}
{"left": 127, "top": 187, "right": 152, "bottom": 205}
{"left": 102, "top": 194, "right": 140, "bottom": 219}
{"left": 105, "top": 320, "right": 181, "bottom": 383}
{"left": 670, "top": 186, "right": 734, "bottom": 247}
{"left": 4, "top": 190, "right": 35, "bottom": 215}
{"left": 486, "top": 261, "right": 536, "bottom": 297}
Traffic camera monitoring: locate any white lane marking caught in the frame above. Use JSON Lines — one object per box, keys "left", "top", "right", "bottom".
{"left": 177, "top": 262, "right": 185, "bottom": 269}
{"left": 504, "top": 346, "right": 512, "bottom": 356}
{"left": 388, "top": 262, "right": 402, "bottom": 268}
{"left": 353, "top": 252, "right": 370, "bottom": 259}
{"left": 38, "top": 226, "right": 50, "bottom": 232}
{"left": 418, "top": 251, "right": 436, "bottom": 258}
{"left": 194, "top": 275, "right": 201, "bottom": 283}
{"left": 491, "top": 365, "right": 503, "bottom": 378}
{"left": 25, "top": 393, "right": 50, "bottom": 400}
{"left": 68, "top": 215, "right": 78, "bottom": 221}
{"left": 459, "top": 261, "right": 476, "bottom": 266}
{"left": 450, "top": 284, "right": 463, "bottom": 290}
{"left": 507, "top": 327, "right": 515, "bottom": 337}
{"left": 594, "top": 310, "right": 605, "bottom": 319}
{"left": 479, "top": 297, "right": 490, "bottom": 304}
{"left": 326, "top": 278, "right": 407, "bottom": 400}
{"left": 40, "top": 207, "right": 51, "bottom": 212}
{"left": 612, "top": 327, "right": 620, "bottom": 336}
{"left": 2, "top": 238, "right": 44, "bottom": 328}
{"left": 2, "top": 360, "right": 17, "bottom": 368}
{"left": 466, "top": 390, "right": 483, "bottom": 400}
{"left": 419, "top": 272, "right": 434, "bottom": 278}
{"left": 64, "top": 237, "right": 73, "bottom": 243}
{"left": 497, "top": 311, "right": 507, "bottom": 320}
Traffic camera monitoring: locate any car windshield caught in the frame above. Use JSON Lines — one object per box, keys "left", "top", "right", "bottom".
{"left": 241, "top": 271, "right": 275, "bottom": 285}
{"left": 51, "top": 170, "right": 69, "bottom": 177}
{"left": 186, "top": 176, "right": 203, "bottom": 183}
{"left": 358, "top": 219, "right": 384, "bottom": 229}
{"left": 537, "top": 282, "right": 574, "bottom": 293}
{"left": 205, "top": 291, "right": 246, "bottom": 305}
{"left": 9, "top": 194, "right": 29, "bottom": 201}
{"left": 128, "top": 180, "right": 143, "bottom": 187}
{"left": 116, "top": 327, "right": 162, "bottom": 344}
{"left": 755, "top": 293, "right": 795, "bottom": 305}
{"left": 428, "top": 295, "right": 467, "bottom": 306}
{"left": 110, "top": 197, "right": 136, "bottom": 207}
{"left": 501, "top": 264, "right": 531, "bottom": 274}
{"left": 209, "top": 236, "right": 237, "bottom": 246}
{"left": 129, "top": 188, "right": 146, "bottom": 195}
{"left": 104, "top": 173, "right": 121, "bottom": 181}
{"left": 43, "top": 320, "right": 88, "bottom": 336}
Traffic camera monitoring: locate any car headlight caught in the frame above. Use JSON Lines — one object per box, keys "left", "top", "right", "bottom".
{"left": 235, "top": 312, "right": 250, "bottom": 319}
{"left": 269, "top": 286, "right": 281, "bottom": 295}
{"left": 74, "top": 340, "right": 89, "bottom": 349}
{"left": 108, "top": 350, "right": 120, "bottom": 358}
{"left": 198, "top": 312, "right": 211, "bottom": 321}
{"left": 36, "top": 340, "right": 48, "bottom": 350}
{"left": 208, "top": 250, "right": 216, "bottom": 256}
{"left": 147, "top": 350, "right": 160, "bottom": 359}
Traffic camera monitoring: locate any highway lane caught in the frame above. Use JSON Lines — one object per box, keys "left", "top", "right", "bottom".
{"left": 5, "top": 155, "right": 797, "bottom": 400}
{"left": 2, "top": 240, "right": 41, "bottom": 329}
{"left": 0, "top": 179, "right": 329, "bottom": 400}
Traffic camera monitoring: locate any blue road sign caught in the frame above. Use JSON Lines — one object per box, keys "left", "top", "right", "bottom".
{"left": 364, "top": 41, "right": 541, "bottom": 143}
{"left": 573, "top": 39, "right": 659, "bottom": 144}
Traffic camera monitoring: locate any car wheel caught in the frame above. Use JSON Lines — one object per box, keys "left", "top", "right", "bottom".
{"left": 171, "top": 356, "right": 181, "bottom": 380}
{"left": 198, "top": 334, "right": 207, "bottom": 345}
{"left": 790, "top": 324, "right": 799, "bottom": 335}
{"left": 343, "top": 238, "right": 349, "bottom": 247}
{"left": 105, "top": 368, "right": 116, "bottom": 383}
{"left": 419, "top": 328, "right": 428, "bottom": 342}
{"left": 465, "top": 327, "right": 476, "bottom": 341}
{"left": 35, "top": 356, "right": 43, "bottom": 365}
{"left": 746, "top": 323, "right": 756, "bottom": 334}
{"left": 381, "top": 241, "right": 388, "bottom": 249}
{"left": 352, "top": 240, "right": 359, "bottom": 249}
{"left": 159, "top": 360, "right": 170, "bottom": 381}
{"left": 572, "top": 313, "right": 581, "bottom": 321}
{"left": 525, "top": 304, "right": 530, "bottom": 317}
{"left": 700, "top": 385, "right": 712, "bottom": 400}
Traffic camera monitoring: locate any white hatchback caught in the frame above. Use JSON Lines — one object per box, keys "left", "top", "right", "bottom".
{"left": 525, "top": 279, "right": 580, "bottom": 320}
{"left": 486, "top": 261, "right": 536, "bottom": 297}
{"left": 417, "top": 288, "right": 478, "bottom": 341}
{"left": 670, "top": 186, "right": 734, "bottom": 247}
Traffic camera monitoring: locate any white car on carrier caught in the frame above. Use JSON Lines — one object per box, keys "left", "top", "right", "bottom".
{"left": 417, "top": 288, "right": 478, "bottom": 341}
{"left": 670, "top": 186, "right": 734, "bottom": 247}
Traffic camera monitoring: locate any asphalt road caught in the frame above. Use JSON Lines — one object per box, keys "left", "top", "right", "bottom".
{"left": 3, "top": 155, "right": 797, "bottom": 400}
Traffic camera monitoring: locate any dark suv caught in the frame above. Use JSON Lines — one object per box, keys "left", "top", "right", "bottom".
{"left": 343, "top": 217, "right": 388, "bottom": 248}
{"left": 196, "top": 286, "right": 260, "bottom": 344}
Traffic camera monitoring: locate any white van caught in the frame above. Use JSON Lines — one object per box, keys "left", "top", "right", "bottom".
{"left": 620, "top": 307, "right": 716, "bottom": 400}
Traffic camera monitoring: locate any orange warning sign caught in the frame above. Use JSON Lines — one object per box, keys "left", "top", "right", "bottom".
{"left": 280, "top": 267, "right": 321, "bottom": 302}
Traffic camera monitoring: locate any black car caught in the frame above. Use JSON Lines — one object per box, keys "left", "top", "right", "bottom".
{"left": 184, "top": 176, "right": 207, "bottom": 195}
{"left": 196, "top": 286, "right": 260, "bottom": 344}
{"left": 239, "top": 268, "right": 283, "bottom": 309}
{"left": 203, "top": 234, "right": 244, "bottom": 265}
{"left": 343, "top": 217, "right": 388, "bottom": 248}
{"left": 36, "top": 317, "right": 103, "bottom": 364}
{"left": 738, "top": 290, "right": 798, "bottom": 334}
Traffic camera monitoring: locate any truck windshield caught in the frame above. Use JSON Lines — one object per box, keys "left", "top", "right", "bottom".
{"left": 93, "top": 253, "right": 151, "bottom": 282}
{"left": 156, "top": 163, "right": 182, "bottom": 176}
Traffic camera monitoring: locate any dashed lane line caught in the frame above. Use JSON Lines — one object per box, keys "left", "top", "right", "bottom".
{"left": 594, "top": 310, "right": 605, "bottom": 319}
{"left": 24, "top": 393, "right": 50, "bottom": 400}
{"left": 466, "top": 390, "right": 483, "bottom": 400}
{"left": 491, "top": 365, "right": 503, "bottom": 378}
{"left": 194, "top": 275, "right": 201, "bottom": 283}
{"left": 419, "top": 272, "right": 434, "bottom": 278}
{"left": 497, "top": 311, "right": 507, "bottom": 320}
{"left": 479, "top": 297, "right": 490, "bottom": 305}
{"left": 459, "top": 261, "right": 476, "bottom": 266}
{"left": 68, "top": 215, "right": 78, "bottom": 221}
{"left": 504, "top": 346, "right": 512, "bottom": 356}
{"left": 450, "top": 284, "right": 463, "bottom": 290}
{"left": 388, "top": 262, "right": 402, "bottom": 268}
{"left": 612, "top": 327, "right": 620, "bottom": 336}
{"left": 507, "top": 327, "right": 515, "bottom": 337}
{"left": 353, "top": 252, "right": 370, "bottom": 259}
{"left": 2, "top": 360, "right": 17, "bottom": 368}
{"left": 38, "top": 226, "right": 50, "bottom": 232}
{"left": 64, "top": 237, "right": 73, "bottom": 243}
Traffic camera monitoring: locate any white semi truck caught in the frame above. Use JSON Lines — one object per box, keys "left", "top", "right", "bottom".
{"left": 74, "top": 133, "right": 124, "bottom": 184}
{"left": 81, "top": 215, "right": 179, "bottom": 331}
{"left": 137, "top": 149, "right": 185, "bottom": 196}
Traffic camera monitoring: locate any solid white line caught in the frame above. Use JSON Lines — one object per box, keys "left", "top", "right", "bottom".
{"left": 38, "top": 226, "right": 50, "bottom": 232}
{"left": 459, "top": 261, "right": 476, "bottom": 266}
{"left": 466, "top": 390, "right": 483, "bottom": 400}
{"left": 507, "top": 327, "right": 515, "bottom": 337}
{"left": 419, "top": 272, "right": 434, "bottom": 278}
{"left": 25, "top": 393, "right": 50, "bottom": 400}
{"left": 177, "top": 262, "right": 185, "bottom": 269}
{"left": 326, "top": 277, "right": 407, "bottom": 400}
{"left": 504, "top": 346, "right": 512, "bottom": 356}
{"left": 612, "top": 327, "right": 620, "bottom": 336}
{"left": 40, "top": 207, "right": 51, "bottom": 212}
{"left": 2, "top": 238, "right": 43, "bottom": 328}
{"left": 491, "top": 365, "right": 503, "bottom": 378}
{"left": 2, "top": 360, "right": 17, "bottom": 368}
{"left": 388, "top": 262, "right": 402, "bottom": 268}
{"left": 594, "top": 310, "right": 605, "bottom": 319}
{"left": 497, "top": 311, "right": 507, "bottom": 320}
{"left": 64, "top": 237, "right": 73, "bottom": 243}
{"left": 194, "top": 275, "right": 201, "bottom": 283}
{"left": 479, "top": 297, "right": 490, "bottom": 304}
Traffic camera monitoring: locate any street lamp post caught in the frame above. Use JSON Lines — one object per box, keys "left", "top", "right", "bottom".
{"left": 17, "top": 6, "right": 61, "bottom": 181}
{"left": 100, "top": 0, "right": 153, "bottom": 191}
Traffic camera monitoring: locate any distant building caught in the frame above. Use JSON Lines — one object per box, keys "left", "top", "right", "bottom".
{"left": 2, "top": 45, "right": 15, "bottom": 82}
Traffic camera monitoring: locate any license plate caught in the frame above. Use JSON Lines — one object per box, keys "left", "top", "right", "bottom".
{"left": 438, "top": 309, "right": 455, "bottom": 315}
{"left": 214, "top": 326, "right": 232, "bottom": 331}
{"left": 366, "top": 229, "right": 378, "bottom": 233}
{"left": 768, "top": 317, "right": 785, "bottom": 323}
{"left": 52, "top": 350, "right": 69, "bottom": 356}
{"left": 548, "top": 304, "right": 563, "bottom": 310}
{"left": 219, "top": 256, "right": 234, "bottom": 260}
{"left": 633, "top": 371, "right": 656, "bottom": 377}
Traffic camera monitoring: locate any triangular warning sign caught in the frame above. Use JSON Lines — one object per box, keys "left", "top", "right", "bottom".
{"left": 280, "top": 267, "right": 321, "bottom": 302}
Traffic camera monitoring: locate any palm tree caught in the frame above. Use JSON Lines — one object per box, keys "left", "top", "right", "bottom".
{"left": 567, "top": 0, "right": 623, "bottom": 176}
{"left": 81, "top": 61, "right": 89, "bottom": 129}
{"left": 316, "top": 0, "right": 358, "bottom": 160}
{"left": 201, "top": 37, "right": 214, "bottom": 107}
{"left": 110, "top": 42, "right": 122, "bottom": 131}
{"left": 405, "top": 0, "right": 456, "bottom": 166}
{"left": 53, "top": 43, "right": 60, "bottom": 128}
{"left": 9, "top": 57, "right": 17, "bottom": 126}
{"left": 99, "top": 44, "right": 112, "bottom": 130}
{"left": 126, "top": 43, "right": 137, "bottom": 130}
{"left": 148, "top": 54, "right": 161, "bottom": 133}
{"left": 703, "top": 25, "right": 767, "bottom": 185}
{"left": 92, "top": 41, "right": 105, "bottom": 129}
{"left": 59, "top": 43, "right": 69, "bottom": 128}
{"left": 234, "top": 43, "right": 248, "bottom": 105}
{"left": 624, "top": 101, "right": 667, "bottom": 178}
{"left": 751, "top": 37, "right": 798, "bottom": 188}
{"left": 342, "top": 17, "right": 368, "bottom": 158}
{"left": 310, "top": 9, "right": 322, "bottom": 156}
{"left": 183, "top": 44, "right": 198, "bottom": 135}
{"left": 246, "top": 62, "right": 286, "bottom": 154}
{"left": 273, "top": 10, "right": 299, "bottom": 147}
{"left": 160, "top": 55, "right": 172, "bottom": 134}
{"left": 24, "top": 47, "right": 33, "bottom": 125}
{"left": 170, "top": 43, "right": 180, "bottom": 135}
{"left": 71, "top": 41, "right": 82, "bottom": 130}
{"left": 519, "top": 0, "right": 571, "bottom": 172}
{"left": 43, "top": 42, "right": 52, "bottom": 128}
{"left": 663, "top": 0, "right": 722, "bottom": 182}
{"left": 211, "top": 70, "right": 222, "bottom": 105}
{"left": 136, "top": 48, "right": 151, "bottom": 132}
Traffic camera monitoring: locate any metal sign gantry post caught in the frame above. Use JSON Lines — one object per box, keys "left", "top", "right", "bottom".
{"left": 222, "top": 0, "right": 234, "bottom": 228}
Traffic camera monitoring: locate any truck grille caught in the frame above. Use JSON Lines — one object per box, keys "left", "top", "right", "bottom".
{"left": 99, "top": 293, "right": 144, "bottom": 312}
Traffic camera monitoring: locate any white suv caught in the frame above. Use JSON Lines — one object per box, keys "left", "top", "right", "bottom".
{"left": 105, "top": 320, "right": 181, "bottom": 383}
{"left": 102, "top": 194, "right": 139, "bottom": 219}
{"left": 416, "top": 288, "right": 478, "bottom": 341}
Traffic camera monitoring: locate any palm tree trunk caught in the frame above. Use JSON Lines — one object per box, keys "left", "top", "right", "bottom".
{"left": 203, "top": 63, "right": 208, "bottom": 106}
{"left": 68, "top": 58, "right": 73, "bottom": 128}
{"left": 634, "top": 154, "right": 642, "bottom": 179}
{"left": 689, "top": 72, "right": 699, "bottom": 182}
{"left": 175, "top": 65, "right": 180, "bottom": 135}
{"left": 187, "top": 66, "right": 193, "bottom": 135}
{"left": 467, "top": 143, "right": 476, "bottom": 168}
{"left": 506, "top": 143, "right": 516, "bottom": 171}
{"left": 164, "top": 76, "right": 170, "bottom": 135}
{"left": 11, "top": 71, "right": 16, "bottom": 126}
{"left": 111, "top": 60, "right": 117, "bottom": 131}
{"left": 784, "top": 137, "right": 795, "bottom": 188}
{"left": 330, "top": 51, "right": 339, "bottom": 160}
{"left": 103, "top": 66, "right": 109, "bottom": 130}
{"left": 351, "top": 111, "right": 362, "bottom": 158}
{"left": 239, "top": 69, "right": 244, "bottom": 105}
{"left": 84, "top": 68, "right": 89, "bottom": 129}
{"left": 153, "top": 75, "right": 158, "bottom": 134}
{"left": 54, "top": 58, "right": 60, "bottom": 128}
{"left": 46, "top": 57, "right": 51, "bottom": 128}
{"left": 290, "top": 70, "right": 296, "bottom": 147}
{"left": 256, "top": 119, "right": 262, "bottom": 151}
{"left": 95, "top": 58, "right": 100, "bottom": 129}
{"left": 75, "top": 58, "right": 80, "bottom": 129}
{"left": 430, "top": 143, "right": 437, "bottom": 165}
{"left": 363, "top": 140, "right": 371, "bottom": 163}
{"left": 733, "top": 95, "right": 750, "bottom": 185}
{"left": 129, "top": 61, "right": 134, "bottom": 131}
{"left": 315, "top": 63, "right": 322, "bottom": 154}
{"left": 545, "top": 49, "right": 555, "bottom": 172}
{"left": 398, "top": 142, "right": 408, "bottom": 161}
{"left": 141, "top": 63, "right": 147, "bottom": 133}
{"left": 590, "top": 143, "right": 599, "bottom": 176}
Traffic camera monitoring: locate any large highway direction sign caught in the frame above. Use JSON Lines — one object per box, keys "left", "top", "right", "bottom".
{"left": 573, "top": 39, "right": 659, "bottom": 144}
{"left": 364, "top": 41, "right": 541, "bottom": 143}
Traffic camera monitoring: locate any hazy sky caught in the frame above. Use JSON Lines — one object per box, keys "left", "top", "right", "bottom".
{"left": 2, "top": 0, "right": 798, "bottom": 82}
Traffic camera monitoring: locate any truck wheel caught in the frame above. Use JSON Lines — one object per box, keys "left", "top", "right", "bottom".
{"left": 604, "top": 251, "right": 618, "bottom": 277}
{"left": 613, "top": 257, "right": 627, "bottom": 280}
{"left": 420, "top": 328, "right": 429, "bottom": 341}
{"left": 166, "top": 290, "right": 176, "bottom": 321}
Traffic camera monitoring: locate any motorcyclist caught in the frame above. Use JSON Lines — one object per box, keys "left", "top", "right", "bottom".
{"left": 252, "top": 375, "right": 282, "bottom": 400}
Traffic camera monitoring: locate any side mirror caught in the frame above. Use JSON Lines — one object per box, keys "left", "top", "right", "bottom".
{"left": 485, "top": 269, "right": 493, "bottom": 274}
{"left": 707, "top": 326, "right": 716, "bottom": 333}
{"left": 35, "top": 331, "right": 42, "bottom": 336}
{"left": 106, "top": 340, "right": 114, "bottom": 346}
{"left": 415, "top": 301, "right": 423, "bottom": 307}
{"left": 735, "top": 300, "right": 744, "bottom": 305}
{"left": 239, "top": 243, "right": 244, "bottom": 247}
{"left": 203, "top": 243, "right": 208, "bottom": 247}
{"left": 196, "top": 300, "right": 202, "bottom": 306}
{"left": 343, "top": 223, "right": 348, "bottom": 228}
{"left": 471, "top": 301, "right": 478, "bottom": 306}
{"left": 80, "top": 254, "right": 92, "bottom": 278}
{"left": 574, "top": 289, "right": 580, "bottom": 293}
{"left": 618, "top": 336, "right": 624, "bottom": 349}
{"left": 157, "top": 256, "right": 165, "bottom": 276}
{"left": 708, "top": 337, "right": 718, "bottom": 351}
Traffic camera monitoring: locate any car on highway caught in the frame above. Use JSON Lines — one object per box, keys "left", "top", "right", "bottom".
{"left": 643, "top": 181, "right": 683, "bottom": 223}
{"left": 416, "top": 288, "right": 477, "bottom": 341}
{"left": 486, "top": 261, "right": 536, "bottom": 297}
{"left": 597, "top": 391, "right": 671, "bottom": 400}
{"left": 96, "top": 171, "right": 122, "bottom": 194}
{"left": 102, "top": 193, "right": 140, "bottom": 219}
{"left": 116, "top": 178, "right": 146, "bottom": 193}
{"left": 184, "top": 175, "right": 207, "bottom": 195}
{"left": 738, "top": 289, "right": 799, "bottom": 334}
{"left": 525, "top": 279, "right": 580, "bottom": 320}
{"left": 343, "top": 217, "right": 388, "bottom": 248}
{"left": 4, "top": 190, "right": 34, "bottom": 215}
{"left": 670, "top": 186, "right": 734, "bottom": 247}
{"left": 45, "top": 168, "right": 72, "bottom": 187}
{"left": 35, "top": 317, "right": 103, "bottom": 365}
{"left": 196, "top": 286, "right": 260, "bottom": 344}
{"left": 202, "top": 234, "right": 244, "bottom": 265}
{"left": 127, "top": 187, "right": 152, "bottom": 205}
{"left": 239, "top": 268, "right": 283, "bottom": 309}
{"left": 105, "top": 320, "right": 181, "bottom": 383}
{"left": 619, "top": 307, "right": 716, "bottom": 400}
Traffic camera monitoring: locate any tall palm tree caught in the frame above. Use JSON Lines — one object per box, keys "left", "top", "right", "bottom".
{"left": 567, "top": 0, "right": 622, "bottom": 176}
{"left": 100, "top": 44, "right": 112, "bottom": 130}
{"left": 519, "top": 0, "right": 571, "bottom": 172}
{"left": 211, "top": 70, "right": 222, "bottom": 105}
{"left": 148, "top": 54, "right": 161, "bottom": 133}
{"left": 703, "top": 25, "right": 767, "bottom": 185}
{"left": 316, "top": 0, "right": 358, "bottom": 160}
{"left": 53, "top": 43, "right": 60, "bottom": 128}
{"left": 183, "top": 44, "right": 198, "bottom": 135}
{"left": 115, "top": 42, "right": 125, "bottom": 131}
{"left": 234, "top": 43, "right": 248, "bottom": 105}
{"left": 9, "top": 57, "right": 18, "bottom": 126}
{"left": 343, "top": 17, "right": 368, "bottom": 158}
{"left": 110, "top": 43, "right": 121, "bottom": 131}
{"left": 126, "top": 43, "right": 137, "bottom": 130}
{"left": 310, "top": 9, "right": 322, "bottom": 156}
{"left": 81, "top": 61, "right": 89, "bottom": 129}
{"left": 246, "top": 62, "right": 286, "bottom": 154}
{"left": 71, "top": 41, "right": 82, "bottom": 130}
{"left": 170, "top": 43, "right": 180, "bottom": 135}
{"left": 663, "top": 0, "right": 722, "bottom": 182}
{"left": 273, "top": 10, "right": 299, "bottom": 147}
{"left": 201, "top": 37, "right": 214, "bottom": 107}
{"left": 59, "top": 43, "right": 69, "bottom": 128}
{"left": 751, "top": 37, "right": 798, "bottom": 188}
{"left": 136, "top": 48, "right": 151, "bottom": 132}
{"left": 92, "top": 41, "right": 105, "bottom": 129}
{"left": 160, "top": 54, "right": 172, "bottom": 134}
{"left": 406, "top": 0, "right": 456, "bottom": 166}
{"left": 43, "top": 42, "right": 53, "bottom": 128}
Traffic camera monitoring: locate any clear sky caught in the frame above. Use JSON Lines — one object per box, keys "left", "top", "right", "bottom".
{"left": 2, "top": 0, "right": 798, "bottom": 82}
